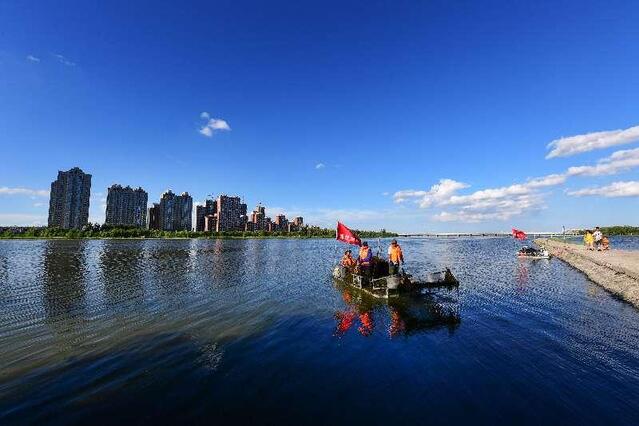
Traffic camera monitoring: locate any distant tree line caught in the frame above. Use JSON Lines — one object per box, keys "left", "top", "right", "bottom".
{"left": 577, "top": 226, "right": 639, "bottom": 236}
{"left": 0, "top": 224, "right": 398, "bottom": 240}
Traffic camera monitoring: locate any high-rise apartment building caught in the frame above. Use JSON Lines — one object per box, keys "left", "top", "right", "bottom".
{"left": 288, "top": 216, "right": 304, "bottom": 232}
{"left": 48, "top": 167, "right": 92, "bottom": 229}
{"left": 195, "top": 199, "right": 217, "bottom": 232}
{"left": 105, "top": 184, "right": 148, "bottom": 227}
{"left": 248, "top": 204, "right": 268, "bottom": 231}
{"left": 216, "top": 195, "right": 247, "bottom": 232}
{"left": 157, "top": 190, "right": 193, "bottom": 231}
{"left": 272, "top": 214, "right": 288, "bottom": 232}
{"left": 148, "top": 203, "right": 160, "bottom": 230}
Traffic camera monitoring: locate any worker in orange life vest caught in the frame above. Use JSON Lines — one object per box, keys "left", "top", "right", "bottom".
{"left": 340, "top": 249, "right": 356, "bottom": 270}
{"left": 388, "top": 239, "right": 404, "bottom": 275}
{"left": 357, "top": 242, "right": 373, "bottom": 277}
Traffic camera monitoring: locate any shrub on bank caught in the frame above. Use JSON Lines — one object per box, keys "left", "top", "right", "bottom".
{"left": 0, "top": 225, "right": 398, "bottom": 240}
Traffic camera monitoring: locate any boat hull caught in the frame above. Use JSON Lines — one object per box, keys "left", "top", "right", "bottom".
{"left": 332, "top": 266, "right": 458, "bottom": 299}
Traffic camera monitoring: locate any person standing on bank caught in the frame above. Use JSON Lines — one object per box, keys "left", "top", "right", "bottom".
{"left": 584, "top": 229, "right": 594, "bottom": 250}
{"left": 593, "top": 227, "right": 603, "bottom": 251}
{"left": 388, "top": 239, "right": 404, "bottom": 275}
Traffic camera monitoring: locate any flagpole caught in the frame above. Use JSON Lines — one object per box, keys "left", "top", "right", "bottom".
{"left": 334, "top": 221, "right": 338, "bottom": 265}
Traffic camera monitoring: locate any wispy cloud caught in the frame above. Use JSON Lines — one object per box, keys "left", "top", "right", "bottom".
{"left": 315, "top": 163, "right": 325, "bottom": 170}
{"left": 0, "top": 213, "right": 48, "bottom": 226}
{"left": 26, "top": 55, "right": 40, "bottom": 63}
{"left": 199, "top": 113, "right": 231, "bottom": 138}
{"left": 0, "top": 187, "right": 49, "bottom": 197}
{"left": 394, "top": 174, "right": 565, "bottom": 222}
{"left": 567, "top": 147, "right": 639, "bottom": 177}
{"left": 52, "top": 53, "right": 76, "bottom": 66}
{"left": 394, "top": 179, "right": 469, "bottom": 208}
{"left": 546, "top": 125, "right": 639, "bottom": 159}
{"left": 567, "top": 181, "right": 639, "bottom": 198}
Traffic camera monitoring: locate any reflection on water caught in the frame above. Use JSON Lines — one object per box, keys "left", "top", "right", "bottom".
{"left": 333, "top": 283, "right": 460, "bottom": 338}
{"left": 99, "top": 240, "right": 145, "bottom": 308}
{"left": 43, "top": 241, "right": 88, "bottom": 321}
{"left": 2, "top": 237, "right": 639, "bottom": 424}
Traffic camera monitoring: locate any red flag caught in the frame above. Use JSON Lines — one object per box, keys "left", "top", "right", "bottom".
{"left": 512, "top": 228, "right": 527, "bottom": 240}
{"left": 336, "top": 222, "right": 362, "bottom": 246}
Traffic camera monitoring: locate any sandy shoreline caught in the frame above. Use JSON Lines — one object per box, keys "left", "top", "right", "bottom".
{"left": 536, "top": 238, "right": 639, "bottom": 308}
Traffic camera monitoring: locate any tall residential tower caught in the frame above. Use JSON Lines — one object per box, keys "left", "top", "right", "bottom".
{"left": 105, "top": 184, "right": 148, "bottom": 227}
{"left": 157, "top": 190, "right": 193, "bottom": 231}
{"left": 48, "top": 167, "right": 92, "bottom": 229}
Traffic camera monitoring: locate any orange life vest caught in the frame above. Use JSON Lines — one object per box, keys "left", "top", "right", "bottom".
{"left": 341, "top": 254, "right": 355, "bottom": 267}
{"left": 389, "top": 245, "right": 403, "bottom": 263}
{"left": 358, "top": 247, "right": 372, "bottom": 265}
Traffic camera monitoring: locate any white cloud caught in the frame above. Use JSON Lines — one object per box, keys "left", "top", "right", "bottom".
{"left": 546, "top": 125, "right": 639, "bottom": 159}
{"left": 394, "top": 179, "right": 469, "bottom": 207}
{"left": 26, "top": 55, "right": 40, "bottom": 63}
{"left": 52, "top": 53, "right": 76, "bottom": 66}
{"left": 393, "top": 174, "right": 566, "bottom": 223}
{"left": 433, "top": 211, "right": 514, "bottom": 223}
{"left": 199, "top": 126, "right": 213, "bottom": 137}
{"left": 199, "top": 115, "right": 231, "bottom": 138}
{"left": 33, "top": 202, "right": 44, "bottom": 207}
{"left": 567, "top": 181, "right": 639, "bottom": 198}
{"left": 567, "top": 147, "right": 639, "bottom": 177}
{"left": 0, "top": 214, "right": 48, "bottom": 226}
{"left": 210, "top": 119, "right": 230, "bottom": 130}
{"left": 0, "top": 187, "right": 49, "bottom": 197}
{"left": 315, "top": 163, "right": 326, "bottom": 170}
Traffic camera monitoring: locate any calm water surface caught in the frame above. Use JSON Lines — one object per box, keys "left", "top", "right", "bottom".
{"left": 1, "top": 237, "right": 639, "bottom": 425}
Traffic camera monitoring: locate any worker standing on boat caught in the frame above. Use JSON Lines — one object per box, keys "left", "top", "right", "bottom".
{"left": 357, "top": 242, "right": 373, "bottom": 278}
{"left": 388, "top": 239, "right": 404, "bottom": 275}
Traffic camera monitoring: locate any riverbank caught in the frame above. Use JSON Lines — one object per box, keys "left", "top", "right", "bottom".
{"left": 0, "top": 226, "right": 397, "bottom": 240}
{"left": 0, "top": 235, "right": 354, "bottom": 241}
{"left": 536, "top": 238, "right": 639, "bottom": 308}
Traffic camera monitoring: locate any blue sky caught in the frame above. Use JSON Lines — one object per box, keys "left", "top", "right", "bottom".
{"left": 1, "top": 0, "right": 638, "bottom": 232}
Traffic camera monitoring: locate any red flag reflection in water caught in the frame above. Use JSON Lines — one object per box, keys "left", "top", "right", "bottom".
{"left": 358, "top": 312, "right": 374, "bottom": 336}
{"left": 389, "top": 308, "right": 406, "bottom": 337}
{"left": 334, "top": 311, "right": 357, "bottom": 336}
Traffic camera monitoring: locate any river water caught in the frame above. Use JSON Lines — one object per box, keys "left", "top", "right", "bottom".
{"left": 1, "top": 237, "right": 639, "bottom": 425}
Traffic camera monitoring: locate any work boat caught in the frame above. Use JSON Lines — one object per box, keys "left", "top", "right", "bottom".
{"left": 332, "top": 257, "right": 459, "bottom": 299}
{"left": 517, "top": 246, "right": 551, "bottom": 259}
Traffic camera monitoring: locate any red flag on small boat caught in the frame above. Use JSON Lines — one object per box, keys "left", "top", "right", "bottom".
{"left": 512, "top": 228, "right": 527, "bottom": 240}
{"left": 336, "top": 222, "right": 362, "bottom": 246}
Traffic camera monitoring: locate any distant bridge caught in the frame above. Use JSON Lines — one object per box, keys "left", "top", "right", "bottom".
{"left": 398, "top": 231, "right": 580, "bottom": 238}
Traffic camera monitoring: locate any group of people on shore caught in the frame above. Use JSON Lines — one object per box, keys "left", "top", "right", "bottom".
{"left": 340, "top": 239, "right": 405, "bottom": 276}
{"left": 583, "top": 227, "right": 610, "bottom": 251}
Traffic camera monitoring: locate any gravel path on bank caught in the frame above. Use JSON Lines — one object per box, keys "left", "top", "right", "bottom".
{"left": 536, "top": 238, "right": 639, "bottom": 308}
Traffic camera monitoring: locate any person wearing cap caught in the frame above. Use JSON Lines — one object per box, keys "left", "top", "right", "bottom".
{"left": 357, "top": 242, "right": 373, "bottom": 277}
{"left": 387, "top": 239, "right": 404, "bottom": 275}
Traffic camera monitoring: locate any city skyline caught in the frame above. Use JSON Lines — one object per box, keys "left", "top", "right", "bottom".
{"left": 1, "top": 1, "right": 638, "bottom": 232}
{"left": 36, "top": 167, "right": 307, "bottom": 232}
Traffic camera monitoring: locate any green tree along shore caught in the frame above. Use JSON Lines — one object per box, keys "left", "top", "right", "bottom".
{"left": 593, "top": 226, "right": 639, "bottom": 236}
{"left": 0, "top": 224, "right": 398, "bottom": 240}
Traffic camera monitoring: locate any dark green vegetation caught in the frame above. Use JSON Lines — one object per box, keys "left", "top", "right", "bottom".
{"left": 577, "top": 226, "right": 639, "bottom": 236}
{"left": 0, "top": 224, "right": 397, "bottom": 240}
{"left": 599, "top": 226, "right": 639, "bottom": 236}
